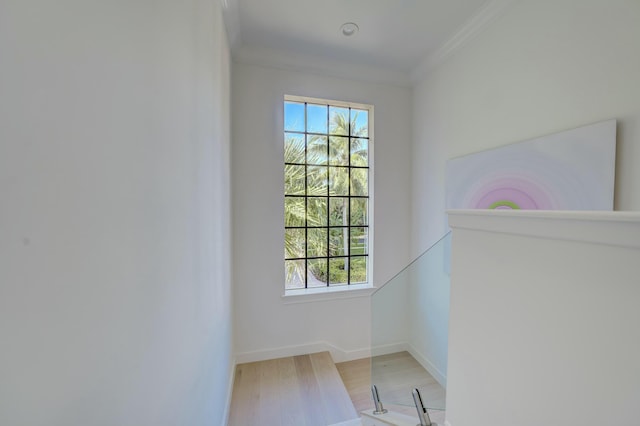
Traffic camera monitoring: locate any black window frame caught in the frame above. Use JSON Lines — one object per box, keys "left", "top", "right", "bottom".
{"left": 284, "top": 95, "right": 372, "bottom": 290}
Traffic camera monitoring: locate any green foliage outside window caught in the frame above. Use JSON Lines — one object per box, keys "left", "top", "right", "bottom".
{"left": 284, "top": 100, "right": 370, "bottom": 289}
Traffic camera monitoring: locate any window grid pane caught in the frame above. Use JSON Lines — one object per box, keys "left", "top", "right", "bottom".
{"left": 284, "top": 98, "right": 370, "bottom": 289}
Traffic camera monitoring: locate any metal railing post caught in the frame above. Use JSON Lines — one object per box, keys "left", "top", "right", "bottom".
{"left": 412, "top": 388, "right": 434, "bottom": 426}
{"left": 371, "top": 384, "right": 388, "bottom": 415}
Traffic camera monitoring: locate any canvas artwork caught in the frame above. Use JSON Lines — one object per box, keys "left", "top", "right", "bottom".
{"left": 446, "top": 120, "right": 617, "bottom": 211}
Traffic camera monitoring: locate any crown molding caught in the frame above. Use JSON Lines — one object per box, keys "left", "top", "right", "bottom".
{"left": 225, "top": 0, "right": 514, "bottom": 88}
{"left": 233, "top": 44, "right": 413, "bottom": 88}
{"left": 411, "top": 0, "right": 516, "bottom": 84}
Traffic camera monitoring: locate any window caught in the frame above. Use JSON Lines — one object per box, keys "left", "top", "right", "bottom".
{"left": 284, "top": 95, "right": 372, "bottom": 290}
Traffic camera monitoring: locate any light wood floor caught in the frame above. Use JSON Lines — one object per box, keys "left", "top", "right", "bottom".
{"left": 228, "top": 351, "right": 445, "bottom": 425}
{"left": 228, "top": 352, "right": 358, "bottom": 426}
{"left": 336, "top": 351, "right": 446, "bottom": 424}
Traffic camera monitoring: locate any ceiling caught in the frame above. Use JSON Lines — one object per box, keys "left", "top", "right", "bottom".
{"left": 222, "top": 0, "right": 512, "bottom": 85}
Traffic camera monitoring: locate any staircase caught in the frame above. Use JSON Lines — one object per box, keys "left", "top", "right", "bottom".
{"left": 228, "top": 351, "right": 445, "bottom": 426}
{"left": 228, "top": 351, "right": 359, "bottom": 425}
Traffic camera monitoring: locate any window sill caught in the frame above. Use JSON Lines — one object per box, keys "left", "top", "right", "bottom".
{"left": 282, "top": 283, "right": 375, "bottom": 304}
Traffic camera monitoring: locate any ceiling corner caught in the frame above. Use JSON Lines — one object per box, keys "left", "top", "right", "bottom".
{"left": 410, "top": 0, "right": 517, "bottom": 85}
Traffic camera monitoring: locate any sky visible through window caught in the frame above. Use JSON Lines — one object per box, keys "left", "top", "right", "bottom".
{"left": 285, "top": 102, "right": 368, "bottom": 137}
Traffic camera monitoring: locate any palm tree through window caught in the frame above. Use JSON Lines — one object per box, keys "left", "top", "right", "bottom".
{"left": 284, "top": 95, "right": 372, "bottom": 290}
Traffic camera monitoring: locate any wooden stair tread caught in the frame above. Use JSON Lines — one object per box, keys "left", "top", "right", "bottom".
{"left": 228, "top": 352, "right": 358, "bottom": 426}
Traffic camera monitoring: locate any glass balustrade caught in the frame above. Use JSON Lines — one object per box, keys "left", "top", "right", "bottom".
{"left": 371, "top": 231, "right": 451, "bottom": 415}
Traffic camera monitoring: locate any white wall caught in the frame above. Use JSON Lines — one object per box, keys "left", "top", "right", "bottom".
{"left": 407, "top": 0, "right": 640, "bottom": 389}
{"left": 0, "top": 1, "right": 233, "bottom": 425}
{"left": 447, "top": 210, "right": 640, "bottom": 426}
{"left": 232, "top": 63, "right": 412, "bottom": 362}
{"left": 412, "top": 0, "right": 640, "bottom": 250}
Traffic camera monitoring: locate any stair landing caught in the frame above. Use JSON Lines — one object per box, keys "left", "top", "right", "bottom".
{"left": 228, "top": 351, "right": 358, "bottom": 426}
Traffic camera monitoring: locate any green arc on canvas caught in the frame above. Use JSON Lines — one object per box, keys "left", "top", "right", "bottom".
{"left": 488, "top": 200, "right": 521, "bottom": 210}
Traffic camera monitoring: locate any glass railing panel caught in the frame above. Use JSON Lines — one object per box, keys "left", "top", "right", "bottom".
{"left": 371, "top": 231, "right": 451, "bottom": 413}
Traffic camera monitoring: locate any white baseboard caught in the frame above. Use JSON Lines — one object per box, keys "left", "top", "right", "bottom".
{"left": 370, "top": 341, "right": 408, "bottom": 357}
{"left": 222, "top": 356, "right": 236, "bottom": 425}
{"left": 235, "top": 341, "right": 370, "bottom": 364}
{"left": 234, "top": 341, "right": 412, "bottom": 365}
{"left": 407, "top": 343, "right": 447, "bottom": 388}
